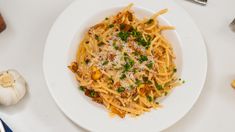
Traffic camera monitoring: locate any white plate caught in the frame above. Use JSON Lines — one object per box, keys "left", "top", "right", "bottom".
{"left": 43, "top": 0, "right": 207, "bottom": 132}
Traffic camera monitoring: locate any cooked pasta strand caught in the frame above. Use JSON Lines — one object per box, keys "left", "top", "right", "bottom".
{"left": 68, "top": 4, "right": 181, "bottom": 118}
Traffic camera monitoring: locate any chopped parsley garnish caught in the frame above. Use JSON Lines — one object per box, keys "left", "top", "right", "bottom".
{"left": 120, "top": 24, "right": 126, "bottom": 30}
{"left": 124, "top": 52, "right": 128, "bottom": 56}
{"left": 118, "top": 31, "right": 130, "bottom": 42}
{"left": 146, "top": 35, "right": 152, "bottom": 41}
{"left": 79, "top": 86, "right": 86, "bottom": 91}
{"left": 114, "top": 45, "right": 119, "bottom": 50}
{"left": 129, "top": 85, "right": 134, "bottom": 89}
{"left": 132, "top": 68, "right": 137, "bottom": 74}
{"left": 146, "top": 61, "right": 153, "bottom": 69}
{"left": 105, "top": 17, "right": 109, "bottom": 20}
{"left": 147, "top": 95, "right": 153, "bottom": 102}
{"left": 155, "top": 84, "right": 163, "bottom": 90}
{"left": 135, "top": 79, "right": 141, "bottom": 86}
{"left": 130, "top": 28, "right": 151, "bottom": 49}
{"left": 182, "top": 80, "right": 186, "bottom": 84}
{"left": 138, "top": 55, "right": 148, "bottom": 63}
{"left": 143, "top": 76, "right": 151, "bottom": 84}
{"left": 123, "top": 53, "right": 129, "bottom": 61}
{"left": 164, "top": 82, "right": 170, "bottom": 87}
{"left": 173, "top": 68, "right": 177, "bottom": 73}
{"left": 112, "top": 41, "right": 119, "bottom": 50}
{"left": 129, "top": 59, "right": 135, "bottom": 67}
{"left": 109, "top": 77, "right": 114, "bottom": 84}
{"left": 117, "top": 87, "right": 125, "bottom": 93}
{"left": 142, "top": 76, "right": 149, "bottom": 82}
{"left": 98, "top": 42, "right": 105, "bottom": 47}
{"left": 123, "top": 53, "right": 134, "bottom": 72}
{"left": 102, "top": 60, "right": 109, "bottom": 65}
{"left": 146, "top": 19, "right": 154, "bottom": 24}
{"left": 90, "top": 90, "right": 96, "bottom": 97}
{"left": 130, "top": 29, "right": 141, "bottom": 38}
{"left": 120, "top": 74, "right": 126, "bottom": 80}
{"left": 136, "top": 37, "right": 151, "bottom": 49}
{"left": 109, "top": 24, "right": 114, "bottom": 28}
{"left": 123, "top": 62, "right": 133, "bottom": 72}
{"left": 133, "top": 51, "right": 139, "bottom": 56}
{"left": 95, "top": 34, "right": 100, "bottom": 41}
{"left": 164, "top": 92, "right": 168, "bottom": 96}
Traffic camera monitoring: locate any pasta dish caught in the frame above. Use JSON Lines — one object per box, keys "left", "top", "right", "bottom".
{"left": 68, "top": 4, "right": 181, "bottom": 118}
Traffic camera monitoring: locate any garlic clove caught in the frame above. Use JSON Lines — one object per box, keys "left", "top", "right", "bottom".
{"left": 0, "top": 69, "right": 27, "bottom": 106}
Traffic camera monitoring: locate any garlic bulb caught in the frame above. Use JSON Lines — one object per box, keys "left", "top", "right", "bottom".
{"left": 0, "top": 69, "right": 27, "bottom": 106}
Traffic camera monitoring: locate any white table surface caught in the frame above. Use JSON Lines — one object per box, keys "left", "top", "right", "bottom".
{"left": 0, "top": 0, "right": 235, "bottom": 131}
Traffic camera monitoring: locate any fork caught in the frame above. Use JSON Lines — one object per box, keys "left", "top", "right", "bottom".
{"left": 230, "top": 18, "right": 235, "bottom": 32}
{"left": 190, "top": 0, "right": 207, "bottom": 5}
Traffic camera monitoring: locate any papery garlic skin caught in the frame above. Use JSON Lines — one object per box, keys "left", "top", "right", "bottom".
{"left": 0, "top": 70, "right": 27, "bottom": 106}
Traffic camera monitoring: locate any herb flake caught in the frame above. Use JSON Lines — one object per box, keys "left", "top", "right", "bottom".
{"left": 79, "top": 86, "right": 85, "bottom": 91}
{"left": 147, "top": 95, "right": 153, "bottom": 102}
{"left": 95, "top": 34, "right": 100, "bottom": 41}
{"left": 146, "top": 19, "right": 154, "bottom": 24}
{"left": 90, "top": 90, "right": 96, "bottom": 97}
{"left": 146, "top": 61, "right": 153, "bottom": 69}
{"left": 156, "top": 84, "right": 163, "bottom": 90}
{"left": 118, "top": 31, "right": 130, "bottom": 42}
{"left": 120, "top": 24, "right": 126, "bottom": 30}
{"left": 117, "top": 87, "right": 125, "bottom": 93}
{"left": 120, "top": 74, "right": 126, "bottom": 80}
{"left": 139, "top": 55, "right": 148, "bottom": 63}
{"left": 109, "top": 24, "right": 114, "bottom": 28}
{"left": 142, "top": 76, "right": 149, "bottom": 82}
{"left": 98, "top": 42, "right": 105, "bottom": 47}
{"left": 135, "top": 79, "right": 141, "bottom": 86}
{"left": 173, "top": 68, "right": 177, "bottom": 73}
{"left": 102, "top": 60, "right": 109, "bottom": 65}
{"left": 123, "top": 53, "right": 134, "bottom": 72}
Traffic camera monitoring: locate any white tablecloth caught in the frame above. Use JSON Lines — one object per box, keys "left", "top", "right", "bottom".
{"left": 0, "top": 0, "right": 235, "bottom": 131}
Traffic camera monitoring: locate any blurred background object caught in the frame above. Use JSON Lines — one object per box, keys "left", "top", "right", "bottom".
{"left": 231, "top": 80, "right": 235, "bottom": 89}
{"left": 0, "top": 13, "right": 6, "bottom": 33}
{"left": 187, "top": 0, "right": 207, "bottom": 5}
{"left": 230, "top": 18, "right": 235, "bottom": 32}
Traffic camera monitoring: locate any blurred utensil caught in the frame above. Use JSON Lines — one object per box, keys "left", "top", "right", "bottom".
{"left": 189, "top": 0, "right": 207, "bottom": 5}
{"left": 230, "top": 18, "right": 235, "bottom": 32}
{"left": 0, "top": 119, "right": 12, "bottom": 132}
{"left": 0, "top": 120, "right": 5, "bottom": 132}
